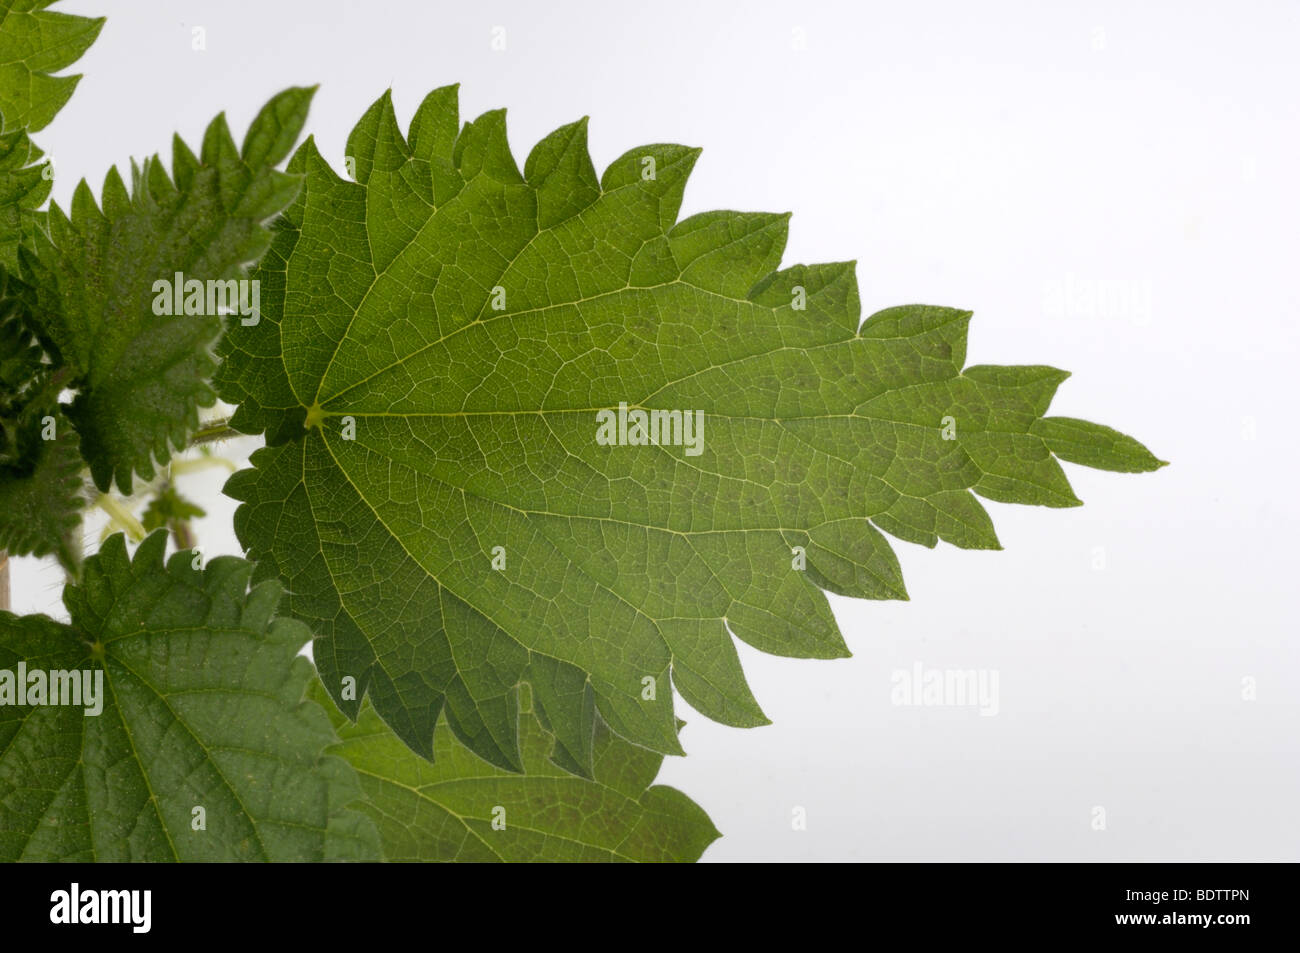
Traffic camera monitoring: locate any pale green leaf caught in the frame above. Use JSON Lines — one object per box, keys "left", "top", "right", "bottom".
{"left": 218, "top": 86, "right": 1165, "bottom": 769}
{"left": 318, "top": 681, "right": 718, "bottom": 862}
{"left": 0, "top": 0, "right": 102, "bottom": 134}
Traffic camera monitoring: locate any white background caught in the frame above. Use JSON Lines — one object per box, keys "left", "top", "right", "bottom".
{"left": 14, "top": 0, "right": 1298, "bottom": 861}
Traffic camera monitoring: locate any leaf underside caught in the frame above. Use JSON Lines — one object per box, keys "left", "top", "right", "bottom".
{"left": 320, "top": 682, "right": 717, "bottom": 862}
{"left": 0, "top": 531, "right": 380, "bottom": 862}
{"left": 217, "top": 85, "right": 1165, "bottom": 773}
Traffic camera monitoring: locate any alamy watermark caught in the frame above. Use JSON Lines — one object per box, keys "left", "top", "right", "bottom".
{"left": 595, "top": 402, "right": 704, "bottom": 457}
{"left": 152, "top": 272, "right": 260, "bottom": 325}
{"left": 0, "top": 663, "right": 104, "bottom": 716}
{"left": 1043, "top": 273, "right": 1151, "bottom": 325}
{"left": 50, "top": 883, "right": 151, "bottom": 933}
{"left": 890, "top": 661, "right": 1000, "bottom": 716}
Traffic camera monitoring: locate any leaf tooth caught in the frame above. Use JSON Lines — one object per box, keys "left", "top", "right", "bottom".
{"left": 669, "top": 210, "right": 792, "bottom": 299}
{"left": 298, "top": 134, "right": 350, "bottom": 189}
{"left": 241, "top": 84, "right": 317, "bottom": 169}
{"left": 99, "top": 166, "right": 129, "bottom": 219}
{"left": 726, "top": 577, "right": 852, "bottom": 661}
{"left": 1032, "top": 416, "right": 1168, "bottom": 473}
{"left": 407, "top": 84, "right": 460, "bottom": 163}
{"left": 665, "top": 621, "right": 772, "bottom": 729}
{"left": 69, "top": 178, "right": 102, "bottom": 225}
{"left": 345, "top": 88, "right": 409, "bottom": 186}
{"left": 200, "top": 112, "right": 240, "bottom": 170}
{"left": 172, "top": 132, "right": 199, "bottom": 192}
{"left": 452, "top": 108, "right": 523, "bottom": 184}
{"left": 526, "top": 654, "right": 597, "bottom": 777}
{"left": 44, "top": 199, "right": 73, "bottom": 246}
{"left": 592, "top": 666, "right": 687, "bottom": 758}
{"left": 599, "top": 143, "right": 701, "bottom": 234}
{"left": 525, "top": 116, "right": 601, "bottom": 228}
{"left": 143, "top": 154, "right": 178, "bottom": 204}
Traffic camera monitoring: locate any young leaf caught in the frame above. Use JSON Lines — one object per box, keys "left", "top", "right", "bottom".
{"left": 20, "top": 85, "right": 316, "bottom": 493}
{"left": 0, "top": 0, "right": 103, "bottom": 134}
{"left": 0, "top": 531, "right": 380, "bottom": 861}
{"left": 218, "top": 86, "right": 1165, "bottom": 769}
{"left": 317, "top": 682, "right": 718, "bottom": 862}
{"left": 141, "top": 483, "right": 206, "bottom": 531}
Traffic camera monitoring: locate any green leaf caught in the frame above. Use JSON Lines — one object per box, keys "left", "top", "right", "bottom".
{"left": 141, "top": 483, "right": 205, "bottom": 532}
{"left": 20, "top": 85, "right": 316, "bottom": 493}
{"left": 0, "top": 291, "right": 81, "bottom": 561}
{"left": 217, "top": 86, "right": 1165, "bottom": 769}
{"left": 0, "top": 128, "right": 49, "bottom": 273}
{"left": 0, "top": 0, "right": 103, "bottom": 134}
{"left": 318, "top": 681, "right": 718, "bottom": 862}
{"left": 0, "top": 0, "right": 101, "bottom": 276}
{"left": 0, "top": 531, "right": 380, "bottom": 861}
{"left": 0, "top": 282, "right": 46, "bottom": 452}
{"left": 0, "top": 405, "right": 80, "bottom": 561}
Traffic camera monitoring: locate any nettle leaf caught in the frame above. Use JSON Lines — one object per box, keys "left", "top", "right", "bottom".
{"left": 0, "top": 128, "right": 49, "bottom": 273}
{"left": 20, "top": 85, "right": 316, "bottom": 493}
{"left": 0, "top": 0, "right": 100, "bottom": 276}
{"left": 0, "top": 0, "right": 93, "bottom": 552}
{"left": 0, "top": 286, "right": 48, "bottom": 459}
{"left": 0, "top": 0, "right": 103, "bottom": 134}
{"left": 0, "top": 405, "right": 80, "bottom": 560}
{"left": 141, "top": 484, "right": 205, "bottom": 532}
{"left": 218, "top": 86, "right": 1165, "bottom": 770}
{"left": 0, "top": 531, "right": 380, "bottom": 861}
{"left": 0, "top": 295, "right": 81, "bottom": 560}
{"left": 319, "top": 682, "right": 717, "bottom": 862}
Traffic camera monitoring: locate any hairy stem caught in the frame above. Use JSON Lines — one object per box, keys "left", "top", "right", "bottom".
{"left": 190, "top": 419, "right": 241, "bottom": 446}
{"left": 94, "top": 493, "right": 146, "bottom": 542}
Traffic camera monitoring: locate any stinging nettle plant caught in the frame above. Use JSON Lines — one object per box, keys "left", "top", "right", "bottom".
{"left": 0, "top": 1, "right": 1163, "bottom": 862}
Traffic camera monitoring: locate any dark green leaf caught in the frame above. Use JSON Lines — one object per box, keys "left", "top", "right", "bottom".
{"left": 22, "top": 86, "right": 315, "bottom": 493}
{"left": 0, "top": 531, "right": 380, "bottom": 861}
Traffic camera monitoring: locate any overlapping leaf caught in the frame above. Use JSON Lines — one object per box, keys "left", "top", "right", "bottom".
{"left": 0, "top": 531, "right": 380, "bottom": 861}
{"left": 0, "top": 0, "right": 95, "bottom": 556}
{"left": 20, "top": 85, "right": 315, "bottom": 492}
{"left": 0, "top": 128, "right": 48, "bottom": 272}
{"left": 0, "top": 292, "right": 80, "bottom": 560}
{"left": 218, "top": 85, "right": 1165, "bottom": 771}
{"left": 0, "top": 0, "right": 102, "bottom": 134}
{"left": 319, "top": 682, "right": 717, "bottom": 862}
{"left": 0, "top": 406, "right": 80, "bottom": 561}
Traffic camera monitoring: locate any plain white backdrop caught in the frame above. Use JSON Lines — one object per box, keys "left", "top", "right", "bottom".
{"left": 13, "top": 0, "right": 1298, "bottom": 861}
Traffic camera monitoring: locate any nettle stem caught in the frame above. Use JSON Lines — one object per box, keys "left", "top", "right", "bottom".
{"left": 94, "top": 493, "right": 146, "bottom": 542}
{"left": 190, "top": 418, "right": 241, "bottom": 446}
